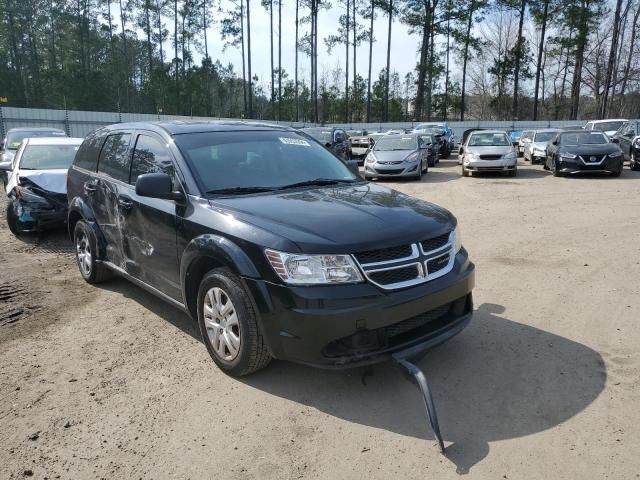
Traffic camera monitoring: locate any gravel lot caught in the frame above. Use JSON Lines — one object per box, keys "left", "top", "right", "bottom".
{"left": 1, "top": 156, "right": 639, "bottom": 479}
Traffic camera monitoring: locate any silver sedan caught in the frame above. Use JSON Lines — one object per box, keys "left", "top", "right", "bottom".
{"left": 364, "top": 134, "right": 430, "bottom": 180}
{"left": 460, "top": 130, "right": 518, "bottom": 177}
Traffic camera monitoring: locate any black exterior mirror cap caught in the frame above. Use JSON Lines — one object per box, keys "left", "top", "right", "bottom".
{"left": 611, "top": 138, "right": 620, "bottom": 143}
{"left": 136, "top": 173, "right": 184, "bottom": 201}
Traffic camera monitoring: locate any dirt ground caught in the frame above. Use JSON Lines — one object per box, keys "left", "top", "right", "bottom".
{"left": 1, "top": 156, "right": 639, "bottom": 480}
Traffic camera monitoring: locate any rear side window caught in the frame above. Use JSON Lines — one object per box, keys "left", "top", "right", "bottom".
{"left": 98, "top": 133, "right": 132, "bottom": 182}
{"left": 130, "top": 135, "right": 174, "bottom": 185}
{"left": 74, "top": 133, "right": 105, "bottom": 172}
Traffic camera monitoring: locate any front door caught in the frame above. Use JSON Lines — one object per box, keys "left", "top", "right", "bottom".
{"left": 94, "top": 132, "right": 133, "bottom": 269}
{"left": 119, "top": 133, "right": 181, "bottom": 300}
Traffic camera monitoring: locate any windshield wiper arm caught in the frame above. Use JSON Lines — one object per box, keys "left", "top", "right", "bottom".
{"left": 277, "top": 178, "right": 358, "bottom": 190}
{"left": 206, "top": 186, "right": 277, "bottom": 195}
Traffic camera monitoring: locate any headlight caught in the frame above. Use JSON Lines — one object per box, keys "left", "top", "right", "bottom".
{"left": 265, "top": 249, "right": 364, "bottom": 285}
{"left": 366, "top": 152, "right": 376, "bottom": 164}
{"left": 404, "top": 151, "right": 420, "bottom": 162}
{"left": 560, "top": 153, "right": 577, "bottom": 159}
{"left": 608, "top": 151, "right": 623, "bottom": 158}
{"left": 503, "top": 151, "right": 516, "bottom": 159}
{"left": 466, "top": 153, "right": 479, "bottom": 161}
{"left": 452, "top": 225, "right": 462, "bottom": 253}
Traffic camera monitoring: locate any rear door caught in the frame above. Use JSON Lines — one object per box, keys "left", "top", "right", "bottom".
{"left": 95, "top": 132, "right": 133, "bottom": 269}
{"left": 617, "top": 122, "right": 635, "bottom": 158}
{"left": 121, "top": 132, "right": 181, "bottom": 300}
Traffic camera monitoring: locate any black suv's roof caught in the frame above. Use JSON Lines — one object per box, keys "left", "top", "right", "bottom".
{"left": 103, "top": 120, "right": 292, "bottom": 135}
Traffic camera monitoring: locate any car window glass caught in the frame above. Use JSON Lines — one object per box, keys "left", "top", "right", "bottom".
{"left": 20, "top": 144, "right": 80, "bottom": 170}
{"left": 97, "top": 133, "right": 132, "bottom": 182}
{"left": 74, "top": 133, "right": 105, "bottom": 172}
{"left": 130, "top": 135, "right": 175, "bottom": 185}
{"left": 174, "top": 131, "right": 357, "bottom": 193}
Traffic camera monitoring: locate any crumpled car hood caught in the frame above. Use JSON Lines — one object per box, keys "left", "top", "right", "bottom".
{"left": 6, "top": 169, "right": 68, "bottom": 195}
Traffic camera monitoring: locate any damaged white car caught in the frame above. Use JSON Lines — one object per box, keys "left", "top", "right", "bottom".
{"left": 2, "top": 137, "right": 83, "bottom": 235}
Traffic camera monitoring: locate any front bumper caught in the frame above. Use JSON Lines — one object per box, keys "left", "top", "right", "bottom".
{"left": 244, "top": 250, "right": 475, "bottom": 368}
{"left": 558, "top": 155, "right": 623, "bottom": 174}
{"left": 364, "top": 161, "right": 420, "bottom": 177}
{"left": 8, "top": 198, "right": 67, "bottom": 232}
{"left": 464, "top": 157, "right": 517, "bottom": 172}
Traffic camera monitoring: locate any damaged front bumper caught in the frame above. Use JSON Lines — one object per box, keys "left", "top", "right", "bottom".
{"left": 7, "top": 187, "right": 68, "bottom": 233}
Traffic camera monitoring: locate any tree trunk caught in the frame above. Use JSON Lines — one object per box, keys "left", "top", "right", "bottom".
{"left": 247, "top": 0, "right": 253, "bottom": 117}
{"left": 426, "top": 11, "right": 435, "bottom": 120}
{"left": 619, "top": 2, "right": 640, "bottom": 99}
{"left": 345, "top": 0, "right": 350, "bottom": 122}
{"left": 295, "top": 0, "right": 299, "bottom": 121}
{"left": 241, "top": 0, "right": 247, "bottom": 117}
{"left": 353, "top": 0, "right": 357, "bottom": 119}
{"left": 270, "top": 0, "right": 274, "bottom": 103}
{"left": 444, "top": 12, "right": 450, "bottom": 120}
{"left": 601, "top": 0, "right": 624, "bottom": 117}
{"left": 384, "top": 0, "right": 392, "bottom": 121}
{"left": 511, "top": 0, "right": 526, "bottom": 118}
{"left": 570, "top": 2, "right": 589, "bottom": 120}
{"left": 156, "top": 0, "right": 163, "bottom": 64}
{"left": 414, "top": 0, "right": 431, "bottom": 121}
{"left": 460, "top": 3, "right": 474, "bottom": 121}
{"left": 366, "top": 0, "right": 374, "bottom": 121}
{"left": 278, "top": 0, "right": 282, "bottom": 119}
{"left": 174, "top": 0, "right": 180, "bottom": 113}
{"left": 533, "top": 0, "right": 548, "bottom": 120}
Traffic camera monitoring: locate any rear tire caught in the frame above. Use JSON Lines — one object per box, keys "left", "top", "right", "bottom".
{"left": 197, "top": 268, "right": 271, "bottom": 376}
{"left": 509, "top": 169, "right": 517, "bottom": 177}
{"left": 74, "top": 220, "right": 113, "bottom": 284}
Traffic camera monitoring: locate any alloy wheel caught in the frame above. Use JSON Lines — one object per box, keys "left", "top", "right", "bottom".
{"left": 203, "top": 287, "right": 241, "bottom": 362}
{"left": 76, "top": 232, "right": 92, "bottom": 277}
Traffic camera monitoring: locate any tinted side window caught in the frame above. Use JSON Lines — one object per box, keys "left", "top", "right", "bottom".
{"left": 74, "top": 133, "right": 106, "bottom": 172}
{"left": 97, "top": 133, "right": 132, "bottom": 182}
{"left": 130, "top": 135, "right": 174, "bottom": 185}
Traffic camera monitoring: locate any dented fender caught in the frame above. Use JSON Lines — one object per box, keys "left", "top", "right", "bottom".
{"left": 68, "top": 196, "right": 108, "bottom": 258}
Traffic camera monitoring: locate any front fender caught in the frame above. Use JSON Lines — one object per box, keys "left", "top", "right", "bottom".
{"left": 180, "top": 234, "right": 260, "bottom": 283}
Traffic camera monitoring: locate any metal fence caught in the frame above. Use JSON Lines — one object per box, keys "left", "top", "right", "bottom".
{"left": 0, "top": 106, "right": 589, "bottom": 140}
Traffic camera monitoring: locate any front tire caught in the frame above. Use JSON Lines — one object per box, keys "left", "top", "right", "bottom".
{"left": 74, "top": 220, "right": 112, "bottom": 284}
{"left": 462, "top": 165, "right": 470, "bottom": 177}
{"left": 631, "top": 152, "right": 640, "bottom": 171}
{"left": 6, "top": 202, "right": 20, "bottom": 236}
{"left": 197, "top": 268, "right": 271, "bottom": 376}
{"left": 552, "top": 158, "right": 562, "bottom": 177}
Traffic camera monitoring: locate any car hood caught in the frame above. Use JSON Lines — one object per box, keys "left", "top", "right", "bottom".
{"left": 209, "top": 183, "right": 455, "bottom": 253}
{"left": 371, "top": 150, "right": 415, "bottom": 162}
{"left": 559, "top": 144, "right": 621, "bottom": 156}
{"left": 531, "top": 142, "right": 549, "bottom": 150}
{"left": 6, "top": 169, "right": 68, "bottom": 195}
{"left": 465, "top": 145, "right": 514, "bottom": 155}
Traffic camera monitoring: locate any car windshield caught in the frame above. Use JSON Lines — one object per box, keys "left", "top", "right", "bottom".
{"left": 19, "top": 144, "right": 79, "bottom": 170}
{"left": 373, "top": 136, "right": 418, "bottom": 151}
{"left": 560, "top": 132, "right": 609, "bottom": 146}
{"left": 174, "top": 131, "right": 359, "bottom": 194}
{"left": 303, "top": 129, "right": 332, "bottom": 144}
{"left": 6, "top": 130, "right": 66, "bottom": 150}
{"left": 592, "top": 121, "right": 624, "bottom": 132}
{"left": 534, "top": 132, "right": 558, "bottom": 143}
{"left": 468, "top": 133, "right": 511, "bottom": 146}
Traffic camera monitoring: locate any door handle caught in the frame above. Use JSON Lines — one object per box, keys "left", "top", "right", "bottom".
{"left": 118, "top": 197, "right": 133, "bottom": 211}
{"left": 83, "top": 182, "right": 97, "bottom": 194}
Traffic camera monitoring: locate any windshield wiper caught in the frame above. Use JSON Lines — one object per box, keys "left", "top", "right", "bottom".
{"left": 206, "top": 186, "right": 277, "bottom": 195}
{"left": 277, "top": 178, "right": 358, "bottom": 190}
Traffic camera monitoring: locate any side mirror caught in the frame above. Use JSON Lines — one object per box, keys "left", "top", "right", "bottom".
{"left": 611, "top": 137, "right": 620, "bottom": 144}
{"left": 0, "top": 161, "right": 12, "bottom": 172}
{"left": 135, "top": 173, "right": 184, "bottom": 201}
{"left": 325, "top": 142, "right": 332, "bottom": 148}
{"left": 345, "top": 160, "right": 360, "bottom": 176}
{"left": 552, "top": 140, "right": 559, "bottom": 146}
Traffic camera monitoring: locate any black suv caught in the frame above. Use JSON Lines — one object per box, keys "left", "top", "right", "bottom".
{"left": 67, "top": 122, "right": 475, "bottom": 376}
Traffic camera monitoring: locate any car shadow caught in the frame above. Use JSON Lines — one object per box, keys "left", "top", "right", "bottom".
{"left": 239, "top": 302, "right": 606, "bottom": 474}
{"left": 96, "top": 277, "right": 201, "bottom": 341}
{"left": 87, "top": 279, "right": 606, "bottom": 475}
{"left": 11, "top": 226, "right": 75, "bottom": 256}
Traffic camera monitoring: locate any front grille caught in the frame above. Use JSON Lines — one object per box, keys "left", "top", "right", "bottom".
{"left": 384, "top": 304, "right": 450, "bottom": 337}
{"left": 479, "top": 154, "right": 502, "bottom": 160}
{"left": 376, "top": 168, "right": 404, "bottom": 174}
{"left": 354, "top": 245, "right": 413, "bottom": 264}
{"left": 368, "top": 265, "right": 419, "bottom": 285}
{"left": 420, "top": 232, "right": 450, "bottom": 253}
{"left": 427, "top": 253, "right": 450, "bottom": 274}
{"left": 580, "top": 155, "right": 604, "bottom": 163}
{"left": 379, "top": 160, "right": 403, "bottom": 165}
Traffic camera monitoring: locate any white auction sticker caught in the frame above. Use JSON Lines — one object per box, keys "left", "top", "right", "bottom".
{"left": 279, "top": 137, "right": 311, "bottom": 146}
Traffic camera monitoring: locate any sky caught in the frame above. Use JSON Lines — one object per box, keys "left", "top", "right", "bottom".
{"left": 206, "top": 1, "right": 420, "bottom": 88}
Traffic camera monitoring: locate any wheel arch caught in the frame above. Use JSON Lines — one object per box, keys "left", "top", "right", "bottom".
{"left": 180, "top": 235, "right": 261, "bottom": 320}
